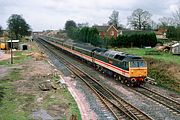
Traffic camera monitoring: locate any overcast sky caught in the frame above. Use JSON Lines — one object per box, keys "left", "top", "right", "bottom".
{"left": 0, "top": 0, "right": 179, "bottom": 31}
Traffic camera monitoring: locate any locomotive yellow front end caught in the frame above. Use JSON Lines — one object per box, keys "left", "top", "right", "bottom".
{"left": 129, "top": 60, "right": 147, "bottom": 86}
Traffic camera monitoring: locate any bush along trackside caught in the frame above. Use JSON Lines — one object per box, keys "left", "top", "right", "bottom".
{"left": 146, "top": 58, "right": 180, "bottom": 93}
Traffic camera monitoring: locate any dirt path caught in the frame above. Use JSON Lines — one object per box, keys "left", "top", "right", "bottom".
{"left": 0, "top": 44, "right": 81, "bottom": 120}
{"left": 0, "top": 50, "right": 11, "bottom": 61}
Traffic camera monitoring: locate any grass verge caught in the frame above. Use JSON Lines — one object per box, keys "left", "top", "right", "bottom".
{"left": 0, "top": 69, "right": 32, "bottom": 120}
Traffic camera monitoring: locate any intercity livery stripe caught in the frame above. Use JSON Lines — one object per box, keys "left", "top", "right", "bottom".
{"left": 45, "top": 39, "right": 130, "bottom": 77}
{"left": 94, "top": 59, "right": 129, "bottom": 77}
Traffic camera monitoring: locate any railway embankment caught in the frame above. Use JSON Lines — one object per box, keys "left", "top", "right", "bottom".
{"left": 146, "top": 57, "right": 180, "bottom": 93}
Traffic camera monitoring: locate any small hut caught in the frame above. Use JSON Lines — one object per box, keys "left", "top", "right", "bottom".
{"left": 7, "top": 40, "right": 19, "bottom": 49}
{"left": 20, "top": 44, "right": 28, "bottom": 50}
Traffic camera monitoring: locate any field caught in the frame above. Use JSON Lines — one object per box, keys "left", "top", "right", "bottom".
{"left": 113, "top": 48, "right": 180, "bottom": 65}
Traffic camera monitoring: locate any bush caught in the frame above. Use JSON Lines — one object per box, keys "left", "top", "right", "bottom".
{"left": 115, "top": 32, "right": 157, "bottom": 48}
{"left": 67, "top": 26, "right": 101, "bottom": 46}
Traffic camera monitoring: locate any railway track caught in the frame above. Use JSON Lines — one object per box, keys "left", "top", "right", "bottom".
{"left": 134, "top": 86, "right": 180, "bottom": 115}
{"left": 36, "top": 37, "right": 153, "bottom": 120}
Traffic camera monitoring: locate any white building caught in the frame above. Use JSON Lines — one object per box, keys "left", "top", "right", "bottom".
{"left": 172, "top": 43, "right": 180, "bottom": 55}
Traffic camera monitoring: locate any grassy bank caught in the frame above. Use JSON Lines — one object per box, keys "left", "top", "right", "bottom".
{"left": 146, "top": 58, "right": 180, "bottom": 93}
{"left": 0, "top": 68, "right": 29, "bottom": 120}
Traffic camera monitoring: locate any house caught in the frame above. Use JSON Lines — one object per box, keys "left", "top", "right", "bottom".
{"left": 154, "top": 28, "right": 167, "bottom": 40}
{"left": 93, "top": 25, "right": 118, "bottom": 39}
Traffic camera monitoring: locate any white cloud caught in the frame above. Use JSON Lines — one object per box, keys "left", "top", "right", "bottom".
{"left": 0, "top": 0, "right": 179, "bottom": 31}
{"left": 169, "top": 4, "right": 179, "bottom": 12}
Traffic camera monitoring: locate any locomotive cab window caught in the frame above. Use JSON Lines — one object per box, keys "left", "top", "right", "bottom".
{"left": 130, "top": 61, "right": 146, "bottom": 68}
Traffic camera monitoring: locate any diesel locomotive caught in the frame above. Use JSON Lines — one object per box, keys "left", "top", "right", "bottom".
{"left": 38, "top": 36, "right": 148, "bottom": 86}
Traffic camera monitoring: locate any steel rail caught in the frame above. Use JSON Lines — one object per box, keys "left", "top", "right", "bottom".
{"left": 134, "top": 86, "right": 180, "bottom": 114}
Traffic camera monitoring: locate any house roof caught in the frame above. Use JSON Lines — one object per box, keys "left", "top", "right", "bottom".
{"left": 155, "top": 31, "right": 165, "bottom": 35}
{"left": 107, "top": 25, "right": 118, "bottom": 32}
{"left": 93, "top": 25, "right": 109, "bottom": 32}
{"left": 93, "top": 25, "right": 118, "bottom": 33}
{"left": 154, "top": 28, "right": 167, "bottom": 35}
{"left": 172, "top": 43, "right": 180, "bottom": 47}
{"left": 7, "top": 40, "right": 20, "bottom": 43}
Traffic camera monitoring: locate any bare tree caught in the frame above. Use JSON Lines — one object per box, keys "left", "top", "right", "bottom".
{"left": 150, "top": 20, "right": 158, "bottom": 30}
{"left": 108, "top": 10, "right": 119, "bottom": 28}
{"left": 127, "top": 8, "right": 152, "bottom": 30}
{"left": 159, "top": 17, "right": 175, "bottom": 26}
{"left": 173, "top": 6, "right": 180, "bottom": 26}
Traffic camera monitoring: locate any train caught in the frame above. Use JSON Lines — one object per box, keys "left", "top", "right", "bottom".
{"left": 37, "top": 36, "right": 148, "bottom": 87}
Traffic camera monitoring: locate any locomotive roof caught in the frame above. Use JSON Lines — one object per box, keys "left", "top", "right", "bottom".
{"left": 123, "top": 55, "right": 143, "bottom": 61}
{"left": 103, "top": 50, "right": 143, "bottom": 61}
{"left": 103, "top": 50, "right": 127, "bottom": 58}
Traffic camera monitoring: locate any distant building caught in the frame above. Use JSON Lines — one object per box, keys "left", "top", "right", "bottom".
{"left": 7, "top": 40, "right": 19, "bottom": 49}
{"left": 172, "top": 43, "right": 180, "bottom": 55}
{"left": 93, "top": 25, "right": 118, "bottom": 39}
{"left": 154, "top": 28, "right": 167, "bottom": 40}
{"left": 94, "top": 25, "right": 155, "bottom": 40}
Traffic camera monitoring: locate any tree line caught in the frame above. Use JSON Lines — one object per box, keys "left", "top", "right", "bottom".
{"left": 108, "top": 33, "right": 157, "bottom": 48}
{"left": 65, "top": 20, "right": 157, "bottom": 48}
{"left": 109, "top": 7, "right": 180, "bottom": 41}
{"left": 66, "top": 20, "right": 101, "bottom": 46}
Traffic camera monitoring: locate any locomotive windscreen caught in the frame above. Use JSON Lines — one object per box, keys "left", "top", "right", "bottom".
{"left": 130, "top": 61, "right": 147, "bottom": 68}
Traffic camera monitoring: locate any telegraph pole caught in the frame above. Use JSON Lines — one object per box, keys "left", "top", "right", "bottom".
{"left": 10, "top": 39, "right": 13, "bottom": 64}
